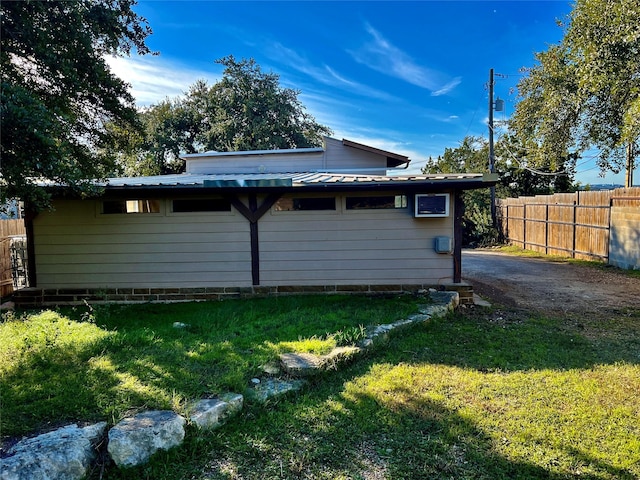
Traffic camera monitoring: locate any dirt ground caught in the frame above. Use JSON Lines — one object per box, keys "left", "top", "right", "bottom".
{"left": 462, "top": 249, "right": 640, "bottom": 319}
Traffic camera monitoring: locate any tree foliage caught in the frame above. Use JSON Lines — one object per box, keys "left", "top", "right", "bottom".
{"left": 511, "top": 0, "right": 640, "bottom": 174}
{"left": 118, "top": 56, "right": 332, "bottom": 176}
{"left": 423, "top": 136, "right": 575, "bottom": 245}
{"left": 0, "top": 0, "right": 153, "bottom": 210}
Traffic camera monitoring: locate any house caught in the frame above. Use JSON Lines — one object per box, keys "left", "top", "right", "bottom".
{"left": 15, "top": 137, "right": 497, "bottom": 306}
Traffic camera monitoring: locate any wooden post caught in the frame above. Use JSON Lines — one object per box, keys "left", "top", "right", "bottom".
{"left": 505, "top": 204, "right": 509, "bottom": 242}
{"left": 572, "top": 200, "right": 577, "bottom": 259}
{"left": 227, "top": 193, "right": 281, "bottom": 286}
{"left": 248, "top": 195, "right": 260, "bottom": 286}
{"left": 453, "top": 191, "right": 463, "bottom": 283}
{"left": 524, "top": 203, "right": 527, "bottom": 248}
{"left": 545, "top": 204, "right": 549, "bottom": 254}
{"left": 24, "top": 206, "right": 38, "bottom": 288}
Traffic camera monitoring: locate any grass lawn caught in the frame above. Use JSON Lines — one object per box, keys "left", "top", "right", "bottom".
{"left": 2, "top": 294, "right": 639, "bottom": 479}
{"left": 0, "top": 295, "right": 422, "bottom": 439}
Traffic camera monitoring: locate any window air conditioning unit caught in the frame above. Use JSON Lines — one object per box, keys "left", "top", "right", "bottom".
{"left": 414, "top": 193, "right": 450, "bottom": 218}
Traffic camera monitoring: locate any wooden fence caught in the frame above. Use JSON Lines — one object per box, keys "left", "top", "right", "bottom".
{"left": 1, "top": 219, "right": 26, "bottom": 298}
{"left": 497, "top": 187, "right": 640, "bottom": 263}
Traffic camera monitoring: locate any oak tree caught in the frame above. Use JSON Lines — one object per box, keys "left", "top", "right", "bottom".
{"left": 120, "top": 56, "right": 332, "bottom": 176}
{"left": 1, "top": 0, "right": 153, "bottom": 210}
{"left": 511, "top": 0, "right": 640, "bottom": 175}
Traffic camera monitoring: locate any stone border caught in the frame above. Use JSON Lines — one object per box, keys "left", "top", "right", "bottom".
{"left": 0, "top": 290, "right": 458, "bottom": 479}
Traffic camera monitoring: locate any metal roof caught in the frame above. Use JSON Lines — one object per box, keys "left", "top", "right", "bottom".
{"left": 180, "top": 147, "right": 324, "bottom": 159}
{"left": 103, "top": 172, "right": 497, "bottom": 191}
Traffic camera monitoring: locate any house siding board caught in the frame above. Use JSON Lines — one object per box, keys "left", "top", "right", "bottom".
{"left": 324, "top": 137, "right": 387, "bottom": 172}
{"left": 183, "top": 137, "right": 391, "bottom": 176}
{"left": 186, "top": 152, "right": 325, "bottom": 174}
{"left": 33, "top": 199, "right": 251, "bottom": 289}
{"left": 260, "top": 193, "right": 453, "bottom": 285}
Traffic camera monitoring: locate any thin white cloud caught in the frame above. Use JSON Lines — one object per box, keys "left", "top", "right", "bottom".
{"left": 266, "top": 42, "right": 397, "bottom": 101}
{"left": 349, "top": 23, "right": 461, "bottom": 96}
{"left": 431, "top": 77, "right": 462, "bottom": 97}
{"left": 105, "top": 55, "right": 217, "bottom": 106}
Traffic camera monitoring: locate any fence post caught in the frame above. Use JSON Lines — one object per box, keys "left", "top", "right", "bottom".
{"left": 506, "top": 204, "right": 509, "bottom": 242}
{"left": 572, "top": 200, "right": 577, "bottom": 259}
{"left": 545, "top": 203, "right": 549, "bottom": 255}
{"left": 523, "top": 204, "right": 527, "bottom": 250}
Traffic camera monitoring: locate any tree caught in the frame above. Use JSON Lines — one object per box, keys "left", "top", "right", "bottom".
{"left": 120, "top": 56, "right": 332, "bottom": 176}
{"left": 1, "top": 0, "right": 153, "bottom": 210}
{"left": 423, "top": 136, "right": 575, "bottom": 245}
{"left": 511, "top": 0, "right": 640, "bottom": 176}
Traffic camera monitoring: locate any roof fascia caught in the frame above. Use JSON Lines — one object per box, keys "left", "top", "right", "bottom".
{"left": 99, "top": 174, "right": 498, "bottom": 198}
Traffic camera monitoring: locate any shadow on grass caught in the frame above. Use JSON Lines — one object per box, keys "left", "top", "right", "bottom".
{"left": 96, "top": 346, "right": 638, "bottom": 480}
{"left": 1, "top": 295, "right": 422, "bottom": 439}
{"left": 410, "top": 307, "right": 640, "bottom": 371}
{"left": 4, "top": 297, "right": 639, "bottom": 479}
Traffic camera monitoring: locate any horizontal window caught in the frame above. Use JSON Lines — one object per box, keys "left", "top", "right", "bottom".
{"left": 103, "top": 200, "right": 161, "bottom": 214}
{"left": 346, "top": 195, "right": 407, "bottom": 210}
{"left": 274, "top": 197, "right": 336, "bottom": 211}
{"left": 172, "top": 198, "right": 231, "bottom": 213}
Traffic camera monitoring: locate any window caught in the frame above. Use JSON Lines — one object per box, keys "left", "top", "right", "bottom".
{"left": 172, "top": 198, "right": 231, "bottom": 213}
{"left": 103, "top": 199, "right": 161, "bottom": 214}
{"left": 346, "top": 195, "right": 407, "bottom": 210}
{"left": 274, "top": 197, "right": 336, "bottom": 211}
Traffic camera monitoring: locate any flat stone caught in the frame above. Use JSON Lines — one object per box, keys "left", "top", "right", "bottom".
{"left": 280, "top": 352, "right": 324, "bottom": 376}
{"left": 0, "top": 422, "right": 107, "bottom": 480}
{"left": 219, "top": 392, "right": 243, "bottom": 413}
{"left": 248, "top": 378, "right": 306, "bottom": 403}
{"left": 189, "top": 394, "right": 243, "bottom": 430}
{"left": 427, "top": 290, "right": 460, "bottom": 309}
{"left": 473, "top": 294, "right": 492, "bottom": 307}
{"left": 107, "top": 410, "right": 185, "bottom": 467}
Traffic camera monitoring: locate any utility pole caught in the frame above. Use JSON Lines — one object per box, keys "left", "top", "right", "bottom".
{"left": 488, "top": 68, "right": 496, "bottom": 228}
{"left": 625, "top": 143, "right": 634, "bottom": 188}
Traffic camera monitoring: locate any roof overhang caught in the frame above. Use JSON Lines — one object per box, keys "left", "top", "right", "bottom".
{"left": 94, "top": 172, "right": 499, "bottom": 198}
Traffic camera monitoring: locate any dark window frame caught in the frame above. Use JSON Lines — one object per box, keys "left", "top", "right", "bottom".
{"left": 274, "top": 197, "right": 337, "bottom": 212}
{"left": 345, "top": 195, "right": 408, "bottom": 210}
{"left": 102, "top": 199, "right": 162, "bottom": 214}
{"left": 171, "top": 198, "right": 232, "bottom": 213}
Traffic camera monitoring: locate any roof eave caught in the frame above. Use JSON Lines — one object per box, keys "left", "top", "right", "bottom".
{"left": 99, "top": 173, "right": 499, "bottom": 197}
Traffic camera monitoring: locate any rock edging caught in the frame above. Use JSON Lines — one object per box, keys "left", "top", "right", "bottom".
{"left": 270, "top": 291, "right": 458, "bottom": 383}
{"left": 0, "top": 290, "right": 457, "bottom": 479}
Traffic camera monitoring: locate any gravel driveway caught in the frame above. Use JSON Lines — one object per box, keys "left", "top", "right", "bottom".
{"left": 462, "top": 249, "right": 640, "bottom": 317}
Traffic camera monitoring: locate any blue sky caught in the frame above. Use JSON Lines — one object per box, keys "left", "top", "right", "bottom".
{"left": 108, "top": 0, "right": 635, "bottom": 186}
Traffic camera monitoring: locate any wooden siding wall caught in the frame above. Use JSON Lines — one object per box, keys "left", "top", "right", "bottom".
{"left": 185, "top": 138, "right": 389, "bottom": 175}
{"left": 260, "top": 193, "right": 454, "bottom": 286}
{"left": 186, "top": 152, "right": 325, "bottom": 174}
{"left": 497, "top": 188, "right": 640, "bottom": 266}
{"left": 33, "top": 199, "right": 252, "bottom": 289}
{"left": 324, "top": 137, "right": 388, "bottom": 173}
{"left": 1, "top": 219, "right": 26, "bottom": 298}
{"left": 32, "top": 193, "right": 455, "bottom": 290}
